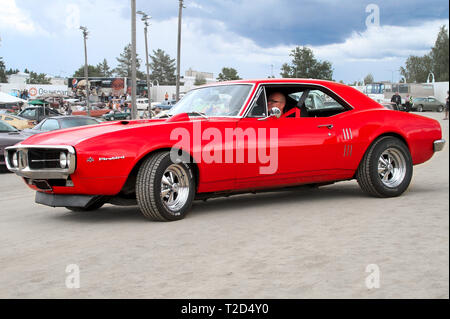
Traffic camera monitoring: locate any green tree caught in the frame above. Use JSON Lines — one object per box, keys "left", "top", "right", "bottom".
{"left": 364, "top": 73, "right": 374, "bottom": 84}
{"left": 114, "top": 44, "right": 144, "bottom": 78}
{"left": 72, "top": 65, "right": 103, "bottom": 77}
{"left": 26, "top": 72, "right": 51, "bottom": 84}
{"left": 217, "top": 67, "right": 241, "bottom": 81}
{"left": 5, "top": 68, "right": 19, "bottom": 75}
{"left": 431, "top": 25, "right": 449, "bottom": 81}
{"left": 280, "top": 46, "right": 333, "bottom": 80}
{"left": 400, "top": 54, "right": 433, "bottom": 83}
{"left": 97, "top": 58, "right": 112, "bottom": 77}
{"left": 0, "top": 58, "right": 7, "bottom": 83}
{"left": 149, "top": 49, "right": 176, "bottom": 85}
{"left": 400, "top": 25, "right": 449, "bottom": 83}
{"left": 194, "top": 74, "right": 206, "bottom": 85}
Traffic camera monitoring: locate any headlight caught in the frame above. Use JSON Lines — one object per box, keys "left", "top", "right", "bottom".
{"left": 59, "top": 152, "right": 68, "bottom": 168}
{"left": 12, "top": 152, "right": 19, "bottom": 167}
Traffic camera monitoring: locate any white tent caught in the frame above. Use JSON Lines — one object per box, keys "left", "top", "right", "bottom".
{"left": 0, "top": 92, "right": 27, "bottom": 104}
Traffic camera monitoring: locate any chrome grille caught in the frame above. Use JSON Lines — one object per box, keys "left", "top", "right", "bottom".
{"left": 28, "top": 149, "right": 61, "bottom": 169}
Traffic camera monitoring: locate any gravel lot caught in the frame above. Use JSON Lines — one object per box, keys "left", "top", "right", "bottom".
{"left": 0, "top": 112, "right": 448, "bottom": 299}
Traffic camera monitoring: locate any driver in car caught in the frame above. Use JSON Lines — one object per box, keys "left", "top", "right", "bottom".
{"left": 267, "top": 92, "right": 286, "bottom": 114}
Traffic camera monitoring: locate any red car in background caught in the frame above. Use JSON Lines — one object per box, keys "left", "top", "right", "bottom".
{"left": 5, "top": 79, "right": 445, "bottom": 221}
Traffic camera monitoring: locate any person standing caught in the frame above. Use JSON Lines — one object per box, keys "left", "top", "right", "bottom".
{"left": 444, "top": 91, "right": 449, "bottom": 120}
{"left": 391, "top": 91, "right": 402, "bottom": 108}
{"left": 404, "top": 95, "right": 412, "bottom": 112}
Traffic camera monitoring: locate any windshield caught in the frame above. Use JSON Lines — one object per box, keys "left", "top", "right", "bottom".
{"left": 61, "top": 118, "right": 99, "bottom": 129}
{"left": 0, "top": 120, "right": 17, "bottom": 132}
{"left": 168, "top": 84, "right": 252, "bottom": 117}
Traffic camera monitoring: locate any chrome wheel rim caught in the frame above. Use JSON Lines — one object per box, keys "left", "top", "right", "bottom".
{"left": 160, "top": 164, "right": 189, "bottom": 212}
{"left": 378, "top": 148, "right": 406, "bottom": 188}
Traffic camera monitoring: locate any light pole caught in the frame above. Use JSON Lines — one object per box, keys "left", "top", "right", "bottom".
{"left": 79, "top": 26, "right": 90, "bottom": 116}
{"left": 137, "top": 10, "right": 152, "bottom": 118}
{"left": 131, "top": 0, "right": 137, "bottom": 120}
{"left": 176, "top": 0, "right": 185, "bottom": 102}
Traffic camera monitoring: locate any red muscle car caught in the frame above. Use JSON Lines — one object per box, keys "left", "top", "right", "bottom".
{"left": 4, "top": 79, "right": 445, "bottom": 221}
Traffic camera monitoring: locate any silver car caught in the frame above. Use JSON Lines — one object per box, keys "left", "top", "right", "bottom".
{"left": 412, "top": 97, "right": 445, "bottom": 112}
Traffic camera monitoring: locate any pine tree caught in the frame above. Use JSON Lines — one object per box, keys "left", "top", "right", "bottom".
{"left": 114, "top": 44, "right": 144, "bottom": 78}
{"left": 97, "top": 58, "right": 112, "bottom": 77}
{"left": 431, "top": 25, "right": 449, "bottom": 81}
{"left": 0, "top": 58, "right": 7, "bottom": 83}
{"left": 149, "top": 49, "right": 176, "bottom": 85}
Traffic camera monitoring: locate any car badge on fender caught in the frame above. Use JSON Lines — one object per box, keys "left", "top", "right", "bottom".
{"left": 98, "top": 156, "right": 125, "bottom": 161}
{"left": 87, "top": 157, "right": 94, "bottom": 163}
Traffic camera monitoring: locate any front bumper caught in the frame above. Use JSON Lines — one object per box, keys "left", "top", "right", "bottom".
{"left": 434, "top": 139, "right": 446, "bottom": 152}
{"left": 4, "top": 144, "right": 76, "bottom": 179}
{"left": 36, "top": 192, "right": 102, "bottom": 208}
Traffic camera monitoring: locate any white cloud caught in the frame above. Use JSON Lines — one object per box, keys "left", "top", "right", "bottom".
{"left": 311, "top": 19, "right": 449, "bottom": 62}
{"left": 0, "top": 0, "right": 48, "bottom": 35}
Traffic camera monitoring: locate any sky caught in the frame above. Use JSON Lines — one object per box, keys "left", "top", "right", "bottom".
{"left": 0, "top": 0, "right": 448, "bottom": 84}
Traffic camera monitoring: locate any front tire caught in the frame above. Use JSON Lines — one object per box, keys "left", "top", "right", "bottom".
{"left": 356, "top": 136, "right": 413, "bottom": 197}
{"left": 417, "top": 105, "right": 423, "bottom": 112}
{"left": 437, "top": 105, "right": 444, "bottom": 112}
{"left": 136, "top": 152, "right": 195, "bottom": 221}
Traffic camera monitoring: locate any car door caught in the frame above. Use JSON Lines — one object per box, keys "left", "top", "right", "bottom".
{"left": 235, "top": 86, "right": 349, "bottom": 190}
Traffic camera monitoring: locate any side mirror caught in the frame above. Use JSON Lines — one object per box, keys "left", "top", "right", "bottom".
{"left": 269, "top": 107, "right": 282, "bottom": 118}
{"left": 258, "top": 107, "right": 282, "bottom": 121}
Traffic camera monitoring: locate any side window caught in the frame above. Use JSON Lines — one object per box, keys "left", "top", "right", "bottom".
{"left": 5, "top": 116, "right": 13, "bottom": 121}
{"left": 289, "top": 88, "right": 347, "bottom": 117}
{"left": 40, "top": 119, "right": 60, "bottom": 131}
{"left": 21, "top": 109, "right": 37, "bottom": 119}
{"left": 247, "top": 88, "right": 267, "bottom": 117}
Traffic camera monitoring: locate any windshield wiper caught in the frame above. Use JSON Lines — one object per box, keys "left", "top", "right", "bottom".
{"left": 188, "top": 111, "right": 208, "bottom": 119}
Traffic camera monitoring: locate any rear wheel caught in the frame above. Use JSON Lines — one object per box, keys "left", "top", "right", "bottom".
{"left": 356, "top": 136, "right": 413, "bottom": 197}
{"left": 437, "top": 105, "right": 444, "bottom": 112}
{"left": 136, "top": 152, "right": 195, "bottom": 221}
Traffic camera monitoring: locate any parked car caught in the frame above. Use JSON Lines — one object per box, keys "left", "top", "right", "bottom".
{"left": 0, "top": 114, "right": 35, "bottom": 130}
{"left": 153, "top": 99, "right": 176, "bottom": 111}
{"left": 17, "top": 105, "right": 62, "bottom": 124}
{"left": 22, "top": 116, "right": 101, "bottom": 136}
{"left": 412, "top": 97, "right": 445, "bottom": 112}
{"left": 0, "top": 120, "right": 27, "bottom": 170}
{"left": 102, "top": 109, "right": 132, "bottom": 121}
{"left": 5, "top": 79, "right": 445, "bottom": 221}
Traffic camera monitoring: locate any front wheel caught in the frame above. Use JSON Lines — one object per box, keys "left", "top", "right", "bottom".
{"left": 356, "top": 136, "right": 413, "bottom": 197}
{"left": 417, "top": 105, "right": 423, "bottom": 112}
{"left": 136, "top": 152, "right": 195, "bottom": 221}
{"left": 437, "top": 105, "right": 444, "bottom": 112}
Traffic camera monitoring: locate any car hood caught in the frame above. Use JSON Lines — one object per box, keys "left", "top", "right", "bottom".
{"left": 17, "top": 118, "right": 169, "bottom": 146}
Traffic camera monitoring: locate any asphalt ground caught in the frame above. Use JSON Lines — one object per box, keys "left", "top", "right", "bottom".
{"left": 0, "top": 112, "right": 448, "bottom": 298}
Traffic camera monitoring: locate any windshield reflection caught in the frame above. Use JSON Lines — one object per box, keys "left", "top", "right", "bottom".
{"left": 168, "top": 84, "right": 251, "bottom": 117}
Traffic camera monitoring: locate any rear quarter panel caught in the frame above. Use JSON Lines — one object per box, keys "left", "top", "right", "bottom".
{"left": 340, "top": 109, "right": 442, "bottom": 168}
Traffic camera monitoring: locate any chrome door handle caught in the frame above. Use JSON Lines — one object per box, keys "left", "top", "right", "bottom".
{"left": 318, "top": 124, "right": 333, "bottom": 129}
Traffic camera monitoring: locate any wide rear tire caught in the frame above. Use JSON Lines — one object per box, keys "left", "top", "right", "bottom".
{"left": 136, "top": 152, "right": 195, "bottom": 221}
{"left": 356, "top": 136, "right": 413, "bottom": 197}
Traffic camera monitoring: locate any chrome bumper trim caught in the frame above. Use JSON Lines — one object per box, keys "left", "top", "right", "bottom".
{"left": 433, "top": 139, "right": 446, "bottom": 152}
{"left": 4, "top": 144, "right": 76, "bottom": 179}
